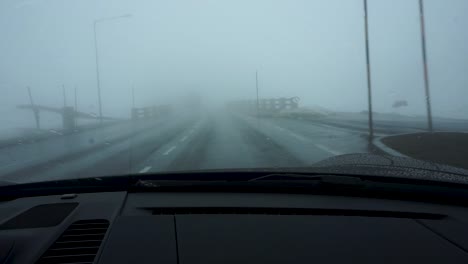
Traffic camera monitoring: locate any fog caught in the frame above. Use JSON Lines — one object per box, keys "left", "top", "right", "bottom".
{"left": 1, "top": 0, "right": 467, "bottom": 132}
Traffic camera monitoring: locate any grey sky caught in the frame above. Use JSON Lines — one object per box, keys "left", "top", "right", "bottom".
{"left": 1, "top": 0, "right": 467, "bottom": 130}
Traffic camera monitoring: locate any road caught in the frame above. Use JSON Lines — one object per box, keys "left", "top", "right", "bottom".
{"left": 0, "top": 110, "right": 375, "bottom": 183}
{"left": 1, "top": 109, "right": 467, "bottom": 184}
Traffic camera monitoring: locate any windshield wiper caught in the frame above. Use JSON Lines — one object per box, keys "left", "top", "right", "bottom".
{"left": 133, "top": 173, "right": 367, "bottom": 192}
{"left": 249, "top": 173, "right": 365, "bottom": 186}
{"left": 130, "top": 173, "right": 468, "bottom": 207}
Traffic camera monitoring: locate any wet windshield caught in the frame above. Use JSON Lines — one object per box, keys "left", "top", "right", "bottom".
{"left": 0, "top": 0, "right": 467, "bottom": 184}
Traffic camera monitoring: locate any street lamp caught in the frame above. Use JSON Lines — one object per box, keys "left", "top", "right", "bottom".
{"left": 418, "top": 0, "right": 433, "bottom": 132}
{"left": 94, "top": 14, "right": 132, "bottom": 123}
{"left": 363, "top": 0, "right": 374, "bottom": 141}
{"left": 256, "top": 70, "right": 259, "bottom": 118}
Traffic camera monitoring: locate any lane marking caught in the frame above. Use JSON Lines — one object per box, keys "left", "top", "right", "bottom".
{"left": 163, "top": 146, "right": 177, "bottom": 156}
{"left": 180, "top": 136, "right": 188, "bottom": 142}
{"left": 314, "top": 144, "right": 343, "bottom": 156}
{"left": 273, "top": 125, "right": 309, "bottom": 142}
{"left": 273, "top": 124, "right": 343, "bottom": 156}
{"left": 139, "top": 166, "right": 152, "bottom": 173}
{"left": 287, "top": 132, "right": 308, "bottom": 142}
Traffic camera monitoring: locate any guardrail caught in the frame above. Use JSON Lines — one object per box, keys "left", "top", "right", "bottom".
{"left": 18, "top": 104, "right": 119, "bottom": 132}
{"left": 228, "top": 97, "right": 300, "bottom": 116}
{"left": 131, "top": 105, "right": 171, "bottom": 120}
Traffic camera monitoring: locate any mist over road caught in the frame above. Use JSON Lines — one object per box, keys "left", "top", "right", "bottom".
{"left": 2, "top": 106, "right": 468, "bottom": 185}
{"left": 0, "top": 110, "right": 373, "bottom": 183}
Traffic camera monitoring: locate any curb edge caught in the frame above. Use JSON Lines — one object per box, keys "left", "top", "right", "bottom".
{"left": 371, "top": 136, "right": 409, "bottom": 158}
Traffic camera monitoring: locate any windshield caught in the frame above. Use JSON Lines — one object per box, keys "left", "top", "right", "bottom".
{"left": 1, "top": 0, "right": 467, "bottom": 185}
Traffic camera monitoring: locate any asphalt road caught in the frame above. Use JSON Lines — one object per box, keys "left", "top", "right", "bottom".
{"left": 1, "top": 110, "right": 466, "bottom": 184}
{"left": 0, "top": 110, "right": 375, "bottom": 183}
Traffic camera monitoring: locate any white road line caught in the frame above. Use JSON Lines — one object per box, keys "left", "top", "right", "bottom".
{"left": 314, "top": 144, "right": 343, "bottom": 156}
{"left": 180, "top": 136, "right": 188, "bottom": 142}
{"left": 287, "top": 132, "right": 309, "bottom": 142}
{"left": 139, "top": 166, "right": 152, "bottom": 173}
{"left": 273, "top": 125, "right": 309, "bottom": 142}
{"left": 163, "top": 146, "right": 177, "bottom": 156}
{"left": 273, "top": 124, "right": 344, "bottom": 156}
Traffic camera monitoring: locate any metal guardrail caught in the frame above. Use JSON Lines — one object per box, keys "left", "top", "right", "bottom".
{"left": 131, "top": 105, "right": 171, "bottom": 120}
{"left": 228, "top": 97, "right": 300, "bottom": 115}
{"left": 17, "top": 104, "right": 121, "bottom": 132}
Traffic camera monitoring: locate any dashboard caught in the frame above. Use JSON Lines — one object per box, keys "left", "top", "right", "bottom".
{"left": 1, "top": 191, "right": 468, "bottom": 263}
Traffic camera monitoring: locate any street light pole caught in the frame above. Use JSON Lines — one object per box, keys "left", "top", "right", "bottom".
{"left": 132, "top": 85, "right": 135, "bottom": 109}
{"left": 256, "top": 70, "right": 259, "bottom": 118}
{"left": 363, "top": 0, "right": 374, "bottom": 140}
{"left": 93, "top": 21, "right": 103, "bottom": 124}
{"left": 27, "top": 87, "right": 40, "bottom": 129}
{"left": 62, "top": 84, "right": 67, "bottom": 107}
{"left": 418, "top": 0, "right": 433, "bottom": 132}
{"left": 74, "top": 86, "right": 78, "bottom": 112}
{"left": 93, "top": 14, "right": 132, "bottom": 124}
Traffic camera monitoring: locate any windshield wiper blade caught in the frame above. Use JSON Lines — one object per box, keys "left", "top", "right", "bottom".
{"left": 133, "top": 173, "right": 367, "bottom": 192}
{"left": 249, "top": 173, "right": 365, "bottom": 187}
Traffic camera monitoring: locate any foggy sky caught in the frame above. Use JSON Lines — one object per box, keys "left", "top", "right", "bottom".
{"left": 1, "top": 0, "right": 467, "bottom": 130}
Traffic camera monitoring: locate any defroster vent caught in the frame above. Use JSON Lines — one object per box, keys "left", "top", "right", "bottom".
{"left": 36, "top": 219, "right": 110, "bottom": 264}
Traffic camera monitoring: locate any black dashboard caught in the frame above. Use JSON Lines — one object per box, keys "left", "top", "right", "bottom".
{"left": 1, "top": 191, "right": 468, "bottom": 263}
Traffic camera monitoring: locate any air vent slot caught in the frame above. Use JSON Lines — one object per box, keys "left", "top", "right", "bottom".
{"left": 36, "top": 219, "right": 110, "bottom": 264}
{"left": 152, "top": 207, "right": 445, "bottom": 219}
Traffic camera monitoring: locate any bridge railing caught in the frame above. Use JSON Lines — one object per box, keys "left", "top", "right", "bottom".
{"left": 131, "top": 105, "right": 171, "bottom": 120}
{"left": 228, "top": 97, "right": 300, "bottom": 116}
{"left": 17, "top": 104, "right": 120, "bottom": 132}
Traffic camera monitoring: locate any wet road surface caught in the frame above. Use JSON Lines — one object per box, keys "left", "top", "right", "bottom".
{"left": 0, "top": 110, "right": 461, "bottom": 183}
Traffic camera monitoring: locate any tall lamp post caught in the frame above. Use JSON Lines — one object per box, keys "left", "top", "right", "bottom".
{"left": 363, "top": 0, "right": 374, "bottom": 141}
{"left": 94, "top": 14, "right": 132, "bottom": 123}
{"left": 256, "top": 70, "right": 259, "bottom": 118}
{"left": 418, "top": 0, "right": 433, "bottom": 132}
